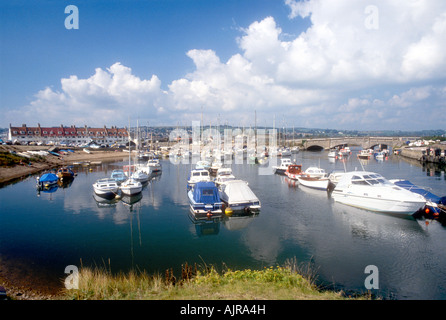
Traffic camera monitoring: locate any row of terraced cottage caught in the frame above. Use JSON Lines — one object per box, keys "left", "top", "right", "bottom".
{"left": 8, "top": 123, "right": 129, "bottom": 146}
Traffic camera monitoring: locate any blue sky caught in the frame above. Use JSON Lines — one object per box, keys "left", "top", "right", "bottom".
{"left": 1, "top": 0, "right": 445, "bottom": 130}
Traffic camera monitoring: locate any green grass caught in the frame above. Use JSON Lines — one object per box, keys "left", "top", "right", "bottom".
{"left": 62, "top": 260, "right": 371, "bottom": 300}
{"left": 0, "top": 151, "right": 44, "bottom": 167}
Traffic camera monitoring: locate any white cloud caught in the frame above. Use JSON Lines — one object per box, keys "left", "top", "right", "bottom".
{"left": 6, "top": 1, "right": 446, "bottom": 130}
{"left": 6, "top": 63, "right": 165, "bottom": 126}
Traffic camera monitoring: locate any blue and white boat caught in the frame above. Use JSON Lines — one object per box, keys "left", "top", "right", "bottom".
{"left": 187, "top": 168, "right": 211, "bottom": 191}
{"left": 93, "top": 178, "right": 119, "bottom": 198}
{"left": 390, "top": 179, "right": 446, "bottom": 217}
{"left": 195, "top": 160, "right": 211, "bottom": 170}
{"left": 110, "top": 169, "right": 127, "bottom": 184}
{"left": 188, "top": 181, "right": 223, "bottom": 218}
{"left": 36, "top": 172, "right": 58, "bottom": 189}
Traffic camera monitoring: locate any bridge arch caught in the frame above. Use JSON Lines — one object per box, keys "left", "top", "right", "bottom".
{"left": 306, "top": 145, "right": 324, "bottom": 151}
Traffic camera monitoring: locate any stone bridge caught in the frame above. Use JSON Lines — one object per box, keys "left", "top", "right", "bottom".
{"left": 297, "top": 136, "right": 415, "bottom": 151}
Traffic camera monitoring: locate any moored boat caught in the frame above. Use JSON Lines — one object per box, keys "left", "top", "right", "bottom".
{"left": 131, "top": 169, "right": 150, "bottom": 183}
{"left": 187, "top": 168, "right": 211, "bottom": 190}
{"left": 273, "top": 158, "right": 292, "bottom": 175}
{"left": 195, "top": 160, "right": 211, "bottom": 170}
{"left": 357, "top": 149, "right": 372, "bottom": 160}
{"left": 389, "top": 179, "right": 446, "bottom": 217}
{"left": 331, "top": 171, "right": 426, "bottom": 215}
{"left": 219, "top": 180, "right": 261, "bottom": 213}
{"left": 297, "top": 175, "right": 330, "bottom": 190}
{"left": 188, "top": 181, "right": 223, "bottom": 218}
{"left": 303, "top": 166, "right": 326, "bottom": 178}
{"left": 214, "top": 167, "right": 236, "bottom": 186}
{"left": 120, "top": 177, "right": 143, "bottom": 196}
{"left": 93, "top": 178, "right": 119, "bottom": 198}
{"left": 284, "top": 164, "right": 303, "bottom": 180}
{"left": 56, "top": 167, "right": 75, "bottom": 180}
{"left": 147, "top": 159, "right": 161, "bottom": 173}
{"left": 37, "top": 172, "right": 58, "bottom": 189}
{"left": 328, "top": 150, "right": 337, "bottom": 158}
{"left": 110, "top": 169, "right": 127, "bottom": 184}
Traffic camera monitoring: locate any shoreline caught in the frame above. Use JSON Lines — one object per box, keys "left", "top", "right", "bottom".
{"left": 0, "top": 145, "right": 129, "bottom": 186}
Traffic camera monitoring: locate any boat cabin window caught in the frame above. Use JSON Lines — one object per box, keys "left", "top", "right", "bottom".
{"left": 201, "top": 172, "right": 209, "bottom": 176}
{"left": 193, "top": 172, "right": 200, "bottom": 176}
{"left": 351, "top": 174, "right": 390, "bottom": 186}
{"left": 351, "top": 179, "right": 370, "bottom": 185}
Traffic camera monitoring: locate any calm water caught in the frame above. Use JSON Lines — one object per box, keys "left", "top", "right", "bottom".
{"left": 1, "top": 150, "right": 446, "bottom": 299}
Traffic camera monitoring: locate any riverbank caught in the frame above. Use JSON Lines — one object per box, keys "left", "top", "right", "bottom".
{"left": 0, "top": 145, "right": 128, "bottom": 186}
{"left": 62, "top": 263, "right": 368, "bottom": 300}
{"left": 1, "top": 257, "right": 369, "bottom": 300}
{"left": 399, "top": 144, "right": 446, "bottom": 165}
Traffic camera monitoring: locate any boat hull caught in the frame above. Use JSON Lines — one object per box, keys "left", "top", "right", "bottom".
{"left": 297, "top": 176, "right": 329, "bottom": 190}
{"left": 93, "top": 186, "right": 119, "bottom": 197}
{"left": 221, "top": 200, "right": 261, "bottom": 213}
{"left": 120, "top": 186, "right": 142, "bottom": 196}
{"left": 332, "top": 191, "right": 425, "bottom": 214}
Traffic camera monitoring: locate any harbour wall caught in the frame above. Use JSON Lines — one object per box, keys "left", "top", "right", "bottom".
{"left": 400, "top": 145, "right": 446, "bottom": 165}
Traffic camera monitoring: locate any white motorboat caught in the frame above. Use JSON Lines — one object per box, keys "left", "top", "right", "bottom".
{"left": 331, "top": 171, "right": 426, "bottom": 215}
{"left": 328, "top": 170, "right": 346, "bottom": 185}
{"left": 328, "top": 150, "right": 337, "bottom": 158}
{"left": 120, "top": 177, "right": 142, "bottom": 196}
{"left": 279, "top": 147, "right": 291, "bottom": 157}
{"left": 196, "top": 160, "right": 211, "bottom": 170}
{"left": 214, "top": 167, "right": 236, "bottom": 186}
{"left": 187, "top": 168, "right": 211, "bottom": 190}
{"left": 303, "top": 167, "right": 326, "bottom": 178}
{"left": 297, "top": 175, "right": 330, "bottom": 190}
{"left": 209, "top": 161, "right": 223, "bottom": 175}
{"left": 338, "top": 147, "right": 351, "bottom": 157}
{"left": 147, "top": 158, "right": 161, "bottom": 172}
{"left": 273, "top": 158, "right": 293, "bottom": 175}
{"left": 375, "top": 151, "right": 386, "bottom": 160}
{"left": 131, "top": 169, "right": 149, "bottom": 183}
{"left": 357, "top": 149, "right": 372, "bottom": 160}
{"left": 110, "top": 169, "right": 127, "bottom": 184}
{"left": 219, "top": 180, "right": 261, "bottom": 213}
{"left": 93, "top": 178, "right": 119, "bottom": 198}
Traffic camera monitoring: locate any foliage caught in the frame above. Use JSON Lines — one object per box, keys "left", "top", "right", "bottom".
{"left": 62, "top": 260, "right": 369, "bottom": 300}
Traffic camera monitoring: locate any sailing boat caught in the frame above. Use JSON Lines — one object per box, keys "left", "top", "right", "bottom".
{"left": 131, "top": 119, "right": 150, "bottom": 183}
{"left": 120, "top": 119, "right": 143, "bottom": 196}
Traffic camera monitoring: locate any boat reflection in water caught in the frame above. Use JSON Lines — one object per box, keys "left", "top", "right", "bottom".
{"left": 93, "top": 193, "right": 119, "bottom": 208}
{"left": 222, "top": 210, "right": 260, "bottom": 231}
{"left": 188, "top": 209, "right": 260, "bottom": 237}
{"left": 36, "top": 183, "right": 58, "bottom": 198}
{"left": 121, "top": 193, "right": 143, "bottom": 210}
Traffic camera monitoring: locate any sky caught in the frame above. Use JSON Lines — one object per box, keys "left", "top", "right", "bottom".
{"left": 1, "top": 0, "right": 445, "bottom": 131}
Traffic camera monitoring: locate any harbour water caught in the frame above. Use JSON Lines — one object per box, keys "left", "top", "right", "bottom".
{"left": 1, "top": 149, "right": 445, "bottom": 299}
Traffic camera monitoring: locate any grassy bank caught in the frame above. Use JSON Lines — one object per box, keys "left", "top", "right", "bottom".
{"left": 62, "top": 262, "right": 370, "bottom": 300}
